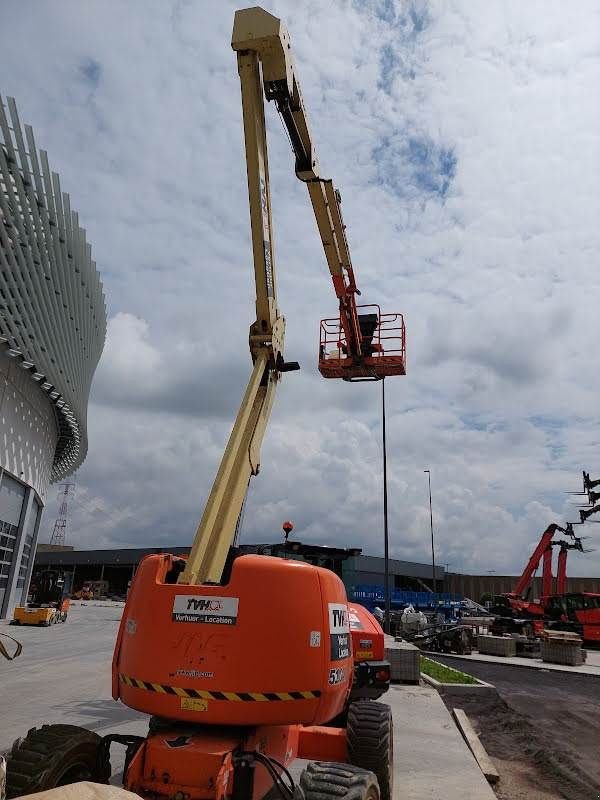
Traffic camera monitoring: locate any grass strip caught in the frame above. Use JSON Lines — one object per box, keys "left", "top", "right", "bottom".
{"left": 420, "top": 656, "right": 478, "bottom": 684}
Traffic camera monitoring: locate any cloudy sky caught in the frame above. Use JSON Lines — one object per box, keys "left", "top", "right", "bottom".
{"left": 2, "top": 1, "right": 599, "bottom": 576}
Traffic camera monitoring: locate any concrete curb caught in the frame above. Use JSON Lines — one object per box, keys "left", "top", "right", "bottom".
{"left": 452, "top": 708, "right": 500, "bottom": 785}
{"left": 421, "top": 672, "right": 498, "bottom": 699}
{"left": 421, "top": 657, "right": 499, "bottom": 699}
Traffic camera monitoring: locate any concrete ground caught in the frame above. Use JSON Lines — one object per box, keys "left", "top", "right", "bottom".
{"left": 426, "top": 648, "right": 600, "bottom": 676}
{"left": 388, "top": 684, "right": 496, "bottom": 800}
{"left": 0, "top": 603, "right": 146, "bottom": 756}
{"left": 2, "top": 605, "right": 496, "bottom": 799}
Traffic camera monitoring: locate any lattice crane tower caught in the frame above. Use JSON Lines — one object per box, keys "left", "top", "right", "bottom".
{"left": 48, "top": 482, "right": 75, "bottom": 547}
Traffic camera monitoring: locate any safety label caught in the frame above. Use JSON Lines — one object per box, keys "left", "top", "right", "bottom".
{"left": 180, "top": 697, "right": 208, "bottom": 713}
{"left": 329, "top": 603, "right": 349, "bottom": 633}
{"left": 260, "top": 177, "right": 274, "bottom": 297}
{"left": 349, "top": 610, "right": 364, "bottom": 630}
{"left": 329, "top": 603, "right": 350, "bottom": 661}
{"left": 172, "top": 595, "right": 239, "bottom": 625}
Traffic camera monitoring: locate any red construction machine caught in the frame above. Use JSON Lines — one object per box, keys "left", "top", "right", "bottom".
{"left": 493, "top": 523, "right": 567, "bottom": 621}
{"left": 490, "top": 522, "right": 600, "bottom": 641}
{"left": 6, "top": 8, "right": 405, "bottom": 800}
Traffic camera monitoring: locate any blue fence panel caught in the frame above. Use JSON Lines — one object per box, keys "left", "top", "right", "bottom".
{"left": 348, "top": 584, "right": 464, "bottom": 608}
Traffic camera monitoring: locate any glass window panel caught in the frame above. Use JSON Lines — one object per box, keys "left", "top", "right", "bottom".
{"left": 0, "top": 473, "right": 26, "bottom": 527}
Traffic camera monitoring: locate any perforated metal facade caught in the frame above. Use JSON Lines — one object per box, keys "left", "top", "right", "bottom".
{"left": 0, "top": 94, "right": 106, "bottom": 481}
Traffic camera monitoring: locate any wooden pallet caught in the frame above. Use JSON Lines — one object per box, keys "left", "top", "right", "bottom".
{"left": 542, "top": 630, "right": 582, "bottom": 644}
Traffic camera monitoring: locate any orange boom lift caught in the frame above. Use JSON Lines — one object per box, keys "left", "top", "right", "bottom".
{"left": 6, "top": 8, "right": 404, "bottom": 800}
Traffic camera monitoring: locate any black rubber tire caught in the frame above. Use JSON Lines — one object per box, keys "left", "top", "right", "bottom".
{"left": 300, "top": 761, "right": 380, "bottom": 800}
{"left": 9, "top": 619, "right": 19, "bottom": 626}
{"left": 5, "top": 724, "right": 103, "bottom": 799}
{"left": 347, "top": 701, "right": 393, "bottom": 800}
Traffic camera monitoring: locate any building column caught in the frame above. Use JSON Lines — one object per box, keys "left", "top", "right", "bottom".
{"left": 1, "top": 487, "right": 33, "bottom": 619}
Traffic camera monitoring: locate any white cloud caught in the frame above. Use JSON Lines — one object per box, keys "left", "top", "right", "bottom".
{"left": 6, "top": 0, "right": 600, "bottom": 578}
{"left": 100, "top": 313, "right": 161, "bottom": 385}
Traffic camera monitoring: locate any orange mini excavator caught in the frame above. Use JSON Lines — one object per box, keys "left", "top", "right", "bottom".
{"left": 6, "top": 8, "right": 404, "bottom": 800}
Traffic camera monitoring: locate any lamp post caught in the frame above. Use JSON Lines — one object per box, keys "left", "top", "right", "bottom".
{"left": 382, "top": 378, "right": 390, "bottom": 634}
{"left": 424, "top": 469, "right": 436, "bottom": 595}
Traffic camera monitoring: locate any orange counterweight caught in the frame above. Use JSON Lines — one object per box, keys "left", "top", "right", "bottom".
{"left": 113, "top": 553, "right": 354, "bottom": 727}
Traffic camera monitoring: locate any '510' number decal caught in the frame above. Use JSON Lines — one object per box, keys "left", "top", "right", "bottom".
{"left": 328, "top": 667, "right": 346, "bottom": 686}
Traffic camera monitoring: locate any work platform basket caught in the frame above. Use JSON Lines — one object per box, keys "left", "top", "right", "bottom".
{"left": 318, "top": 305, "right": 406, "bottom": 381}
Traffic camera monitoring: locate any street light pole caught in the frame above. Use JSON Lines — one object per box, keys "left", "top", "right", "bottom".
{"left": 424, "top": 469, "right": 436, "bottom": 595}
{"left": 382, "top": 378, "right": 390, "bottom": 634}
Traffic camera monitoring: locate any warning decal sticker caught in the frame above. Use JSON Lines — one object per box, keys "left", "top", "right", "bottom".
{"left": 172, "top": 595, "right": 239, "bottom": 625}
{"left": 349, "top": 610, "right": 364, "bottom": 631}
{"left": 328, "top": 603, "right": 350, "bottom": 661}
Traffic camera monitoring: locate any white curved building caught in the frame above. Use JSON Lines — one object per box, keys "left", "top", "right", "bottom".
{"left": 0, "top": 95, "right": 106, "bottom": 617}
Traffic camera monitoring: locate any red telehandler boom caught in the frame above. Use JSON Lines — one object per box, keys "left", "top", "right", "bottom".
{"left": 502, "top": 524, "right": 565, "bottom": 617}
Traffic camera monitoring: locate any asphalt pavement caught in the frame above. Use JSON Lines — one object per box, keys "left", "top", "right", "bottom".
{"left": 428, "top": 647, "right": 600, "bottom": 676}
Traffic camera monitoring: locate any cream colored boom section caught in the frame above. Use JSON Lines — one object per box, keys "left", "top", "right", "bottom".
{"left": 179, "top": 10, "right": 292, "bottom": 585}
{"left": 232, "top": 7, "right": 358, "bottom": 305}
{"left": 0, "top": 95, "right": 106, "bottom": 480}
{"left": 179, "top": 352, "right": 279, "bottom": 585}
{"left": 181, "top": 7, "right": 355, "bottom": 585}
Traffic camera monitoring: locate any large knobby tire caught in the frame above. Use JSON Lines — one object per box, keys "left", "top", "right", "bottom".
{"left": 347, "top": 701, "right": 393, "bottom": 800}
{"left": 300, "top": 762, "right": 380, "bottom": 800}
{"left": 5, "top": 724, "right": 103, "bottom": 799}
{"left": 1, "top": 755, "right": 6, "bottom": 800}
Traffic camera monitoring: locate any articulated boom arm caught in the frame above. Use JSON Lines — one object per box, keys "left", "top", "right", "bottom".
{"left": 511, "top": 524, "right": 563, "bottom": 598}
{"left": 557, "top": 545, "right": 568, "bottom": 595}
{"left": 231, "top": 7, "right": 363, "bottom": 366}
{"left": 180, "top": 10, "right": 301, "bottom": 585}
{"left": 181, "top": 7, "right": 405, "bottom": 586}
{"left": 232, "top": 7, "right": 406, "bottom": 382}
{"left": 542, "top": 546, "right": 553, "bottom": 599}
{"left": 511, "top": 524, "right": 587, "bottom": 599}
{"left": 555, "top": 537, "right": 586, "bottom": 595}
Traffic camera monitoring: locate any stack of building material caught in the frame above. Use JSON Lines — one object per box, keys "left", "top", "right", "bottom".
{"left": 385, "top": 640, "right": 421, "bottom": 683}
{"left": 477, "top": 634, "right": 517, "bottom": 657}
{"left": 541, "top": 631, "right": 586, "bottom": 666}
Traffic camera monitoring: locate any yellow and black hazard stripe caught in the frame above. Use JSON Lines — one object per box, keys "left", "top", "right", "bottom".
{"left": 119, "top": 674, "right": 320, "bottom": 702}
